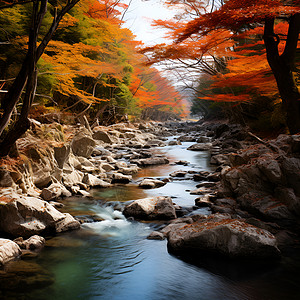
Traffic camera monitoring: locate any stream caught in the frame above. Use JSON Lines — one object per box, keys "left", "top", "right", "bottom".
{"left": 2, "top": 140, "right": 300, "bottom": 299}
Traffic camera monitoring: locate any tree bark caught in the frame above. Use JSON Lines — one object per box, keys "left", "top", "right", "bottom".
{"left": 264, "top": 14, "right": 300, "bottom": 134}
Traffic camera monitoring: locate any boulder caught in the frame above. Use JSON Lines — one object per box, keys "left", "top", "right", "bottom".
{"left": 139, "top": 178, "right": 166, "bottom": 189}
{"left": 135, "top": 157, "right": 169, "bottom": 166}
{"left": 118, "top": 166, "right": 140, "bottom": 175}
{"left": 14, "top": 235, "right": 45, "bottom": 251}
{"left": 82, "top": 173, "right": 111, "bottom": 187}
{"left": 92, "top": 130, "right": 114, "bottom": 144}
{"left": 40, "top": 182, "right": 72, "bottom": 201}
{"left": 71, "top": 130, "right": 96, "bottom": 158}
{"left": 166, "top": 214, "right": 280, "bottom": 258}
{"left": 55, "top": 213, "right": 81, "bottom": 233}
{"left": 280, "top": 157, "right": 300, "bottom": 195}
{"left": 187, "top": 143, "right": 213, "bottom": 151}
{"left": 54, "top": 145, "right": 70, "bottom": 169}
{"left": 112, "top": 173, "right": 132, "bottom": 184}
{"left": 168, "top": 140, "right": 182, "bottom": 146}
{"left": 123, "top": 196, "right": 177, "bottom": 220}
{"left": 0, "top": 196, "right": 80, "bottom": 237}
{"left": 0, "top": 239, "right": 22, "bottom": 266}
{"left": 170, "top": 170, "right": 187, "bottom": 177}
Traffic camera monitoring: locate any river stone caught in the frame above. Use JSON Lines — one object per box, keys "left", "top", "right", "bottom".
{"left": 187, "top": 143, "right": 213, "bottom": 151}
{"left": 168, "top": 140, "right": 182, "bottom": 146}
{"left": 82, "top": 173, "right": 111, "bottom": 187}
{"left": 136, "top": 157, "right": 169, "bottom": 166}
{"left": 123, "top": 196, "right": 177, "bottom": 220}
{"left": 14, "top": 235, "right": 45, "bottom": 251}
{"left": 55, "top": 213, "right": 81, "bottom": 233}
{"left": 0, "top": 196, "right": 80, "bottom": 237}
{"left": 40, "top": 182, "right": 72, "bottom": 201}
{"left": 139, "top": 178, "right": 166, "bottom": 189}
{"left": 112, "top": 173, "right": 132, "bottom": 184}
{"left": 167, "top": 214, "right": 280, "bottom": 258}
{"left": 0, "top": 239, "right": 22, "bottom": 266}
{"left": 118, "top": 166, "right": 140, "bottom": 175}
{"left": 71, "top": 130, "right": 96, "bottom": 158}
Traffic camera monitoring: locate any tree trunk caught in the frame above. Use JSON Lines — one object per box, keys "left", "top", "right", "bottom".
{"left": 264, "top": 14, "right": 300, "bottom": 134}
{"left": 0, "top": 0, "right": 80, "bottom": 157}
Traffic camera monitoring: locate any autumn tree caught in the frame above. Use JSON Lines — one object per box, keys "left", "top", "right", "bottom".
{"left": 0, "top": 0, "right": 81, "bottom": 156}
{"left": 143, "top": 0, "right": 300, "bottom": 133}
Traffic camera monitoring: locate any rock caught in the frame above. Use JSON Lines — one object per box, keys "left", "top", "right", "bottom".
{"left": 238, "top": 192, "right": 295, "bottom": 223}
{"left": 177, "top": 136, "right": 196, "bottom": 142}
{"left": 139, "top": 178, "right": 166, "bottom": 189}
{"left": 82, "top": 173, "right": 111, "bottom": 188}
{"left": 0, "top": 169, "right": 15, "bottom": 188}
{"left": 257, "top": 157, "right": 282, "bottom": 184}
{"left": 193, "top": 171, "right": 210, "bottom": 181}
{"left": 112, "top": 173, "right": 132, "bottom": 184}
{"left": 55, "top": 213, "right": 81, "bottom": 233}
{"left": 210, "top": 154, "right": 230, "bottom": 165}
{"left": 101, "top": 163, "right": 114, "bottom": 172}
{"left": 174, "top": 160, "right": 189, "bottom": 166}
{"left": 280, "top": 157, "right": 300, "bottom": 195}
{"left": 190, "top": 187, "right": 212, "bottom": 195}
{"left": 195, "top": 195, "right": 213, "bottom": 207}
{"left": 0, "top": 196, "right": 80, "bottom": 237}
{"left": 135, "top": 157, "right": 169, "bottom": 166}
{"left": 167, "top": 214, "right": 280, "bottom": 258}
{"left": 62, "top": 169, "right": 84, "bottom": 188}
{"left": 168, "top": 140, "right": 182, "bottom": 146}
{"left": 170, "top": 170, "right": 187, "bottom": 177}
{"left": 0, "top": 239, "right": 22, "bottom": 265}
{"left": 0, "top": 260, "right": 54, "bottom": 290}
{"left": 77, "top": 190, "right": 91, "bottom": 197}
{"left": 118, "top": 166, "right": 140, "bottom": 175}
{"left": 147, "top": 231, "right": 165, "bottom": 240}
{"left": 71, "top": 130, "right": 96, "bottom": 158}
{"left": 54, "top": 145, "right": 70, "bottom": 169}
{"left": 40, "top": 183, "right": 72, "bottom": 201}
{"left": 123, "top": 196, "right": 177, "bottom": 220}
{"left": 187, "top": 143, "right": 213, "bottom": 151}
{"left": 14, "top": 235, "right": 45, "bottom": 251}
{"left": 92, "top": 130, "right": 114, "bottom": 144}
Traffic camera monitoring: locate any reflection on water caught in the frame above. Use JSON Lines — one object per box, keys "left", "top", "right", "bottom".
{"left": 2, "top": 141, "right": 300, "bottom": 300}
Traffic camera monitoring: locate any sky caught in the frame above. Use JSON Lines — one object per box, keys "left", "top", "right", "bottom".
{"left": 122, "top": 0, "right": 175, "bottom": 45}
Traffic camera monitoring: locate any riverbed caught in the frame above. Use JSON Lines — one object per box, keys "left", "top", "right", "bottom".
{"left": 2, "top": 141, "right": 300, "bottom": 300}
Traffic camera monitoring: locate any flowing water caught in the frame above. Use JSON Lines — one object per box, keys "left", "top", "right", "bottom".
{"left": 2, "top": 141, "right": 300, "bottom": 300}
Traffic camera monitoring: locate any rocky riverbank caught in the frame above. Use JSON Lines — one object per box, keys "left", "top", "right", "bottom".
{"left": 1, "top": 118, "right": 300, "bottom": 267}
{"left": 124, "top": 121, "right": 300, "bottom": 259}
{"left": 0, "top": 120, "right": 171, "bottom": 266}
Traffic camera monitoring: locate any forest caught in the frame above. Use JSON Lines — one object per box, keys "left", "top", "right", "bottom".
{"left": 0, "top": 0, "right": 186, "bottom": 156}
{"left": 0, "top": 1, "right": 300, "bottom": 299}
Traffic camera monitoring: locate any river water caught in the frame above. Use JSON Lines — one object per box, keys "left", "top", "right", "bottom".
{"left": 2, "top": 141, "right": 300, "bottom": 299}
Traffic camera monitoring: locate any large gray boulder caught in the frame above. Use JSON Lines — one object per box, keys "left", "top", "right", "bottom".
{"left": 0, "top": 195, "right": 80, "bottom": 237}
{"left": 166, "top": 214, "right": 280, "bottom": 258}
{"left": 123, "top": 196, "right": 177, "bottom": 220}
{"left": 0, "top": 239, "right": 22, "bottom": 266}
{"left": 71, "top": 130, "right": 96, "bottom": 158}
